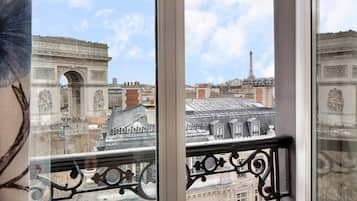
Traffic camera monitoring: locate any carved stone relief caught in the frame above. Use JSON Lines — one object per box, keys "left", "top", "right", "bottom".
{"left": 324, "top": 65, "right": 347, "bottom": 78}
{"left": 327, "top": 88, "right": 344, "bottom": 113}
{"left": 34, "top": 68, "right": 55, "bottom": 80}
{"left": 38, "top": 90, "right": 53, "bottom": 113}
{"left": 94, "top": 90, "right": 104, "bottom": 110}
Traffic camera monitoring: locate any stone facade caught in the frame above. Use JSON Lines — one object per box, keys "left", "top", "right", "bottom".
{"left": 317, "top": 31, "right": 357, "bottom": 127}
{"left": 31, "top": 36, "right": 111, "bottom": 126}
{"left": 316, "top": 31, "right": 357, "bottom": 201}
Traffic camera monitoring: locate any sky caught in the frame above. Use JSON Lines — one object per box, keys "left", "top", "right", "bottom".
{"left": 33, "top": 0, "right": 356, "bottom": 85}
{"left": 319, "top": 0, "right": 357, "bottom": 33}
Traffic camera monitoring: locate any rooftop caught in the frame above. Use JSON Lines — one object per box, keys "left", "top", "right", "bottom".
{"left": 185, "top": 98, "right": 265, "bottom": 113}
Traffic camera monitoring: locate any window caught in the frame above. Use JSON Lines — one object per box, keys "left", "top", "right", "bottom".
{"left": 230, "top": 119, "right": 244, "bottom": 138}
{"left": 217, "top": 127, "right": 224, "bottom": 139}
{"left": 237, "top": 192, "right": 247, "bottom": 201}
{"left": 17, "top": 0, "right": 298, "bottom": 201}
{"left": 312, "top": 0, "right": 357, "bottom": 200}
{"left": 30, "top": 0, "right": 157, "bottom": 200}
{"left": 184, "top": 0, "right": 276, "bottom": 200}
{"left": 237, "top": 159, "right": 247, "bottom": 177}
{"left": 235, "top": 124, "right": 243, "bottom": 137}
{"left": 252, "top": 122, "right": 260, "bottom": 136}
{"left": 247, "top": 118, "right": 260, "bottom": 137}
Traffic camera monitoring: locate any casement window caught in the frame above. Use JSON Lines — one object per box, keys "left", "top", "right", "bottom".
{"left": 24, "top": 0, "right": 347, "bottom": 200}
{"left": 311, "top": 0, "right": 357, "bottom": 201}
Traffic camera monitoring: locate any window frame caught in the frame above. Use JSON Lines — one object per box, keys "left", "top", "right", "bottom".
{"left": 236, "top": 191, "right": 248, "bottom": 201}
{"left": 156, "top": 0, "right": 312, "bottom": 201}
{"left": 234, "top": 122, "right": 243, "bottom": 138}
{"left": 157, "top": 0, "right": 186, "bottom": 200}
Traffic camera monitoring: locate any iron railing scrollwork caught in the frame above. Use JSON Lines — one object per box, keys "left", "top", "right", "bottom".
{"left": 317, "top": 137, "right": 357, "bottom": 177}
{"left": 30, "top": 136, "right": 292, "bottom": 201}
{"left": 185, "top": 136, "right": 291, "bottom": 201}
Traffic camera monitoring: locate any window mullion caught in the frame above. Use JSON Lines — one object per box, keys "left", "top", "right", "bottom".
{"left": 157, "top": 0, "right": 185, "bottom": 200}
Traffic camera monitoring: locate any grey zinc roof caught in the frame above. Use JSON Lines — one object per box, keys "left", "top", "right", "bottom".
{"left": 185, "top": 98, "right": 275, "bottom": 139}
{"left": 100, "top": 98, "right": 275, "bottom": 150}
{"left": 185, "top": 98, "right": 264, "bottom": 113}
{"left": 108, "top": 105, "right": 147, "bottom": 129}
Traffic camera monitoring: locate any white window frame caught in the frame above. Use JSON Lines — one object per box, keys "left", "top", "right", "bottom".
{"left": 156, "top": 0, "right": 312, "bottom": 201}
{"left": 275, "top": 0, "right": 312, "bottom": 200}
{"left": 216, "top": 126, "right": 224, "bottom": 139}
{"left": 295, "top": 0, "right": 312, "bottom": 200}
{"left": 251, "top": 121, "right": 260, "bottom": 136}
{"left": 236, "top": 192, "right": 248, "bottom": 201}
{"left": 157, "top": 0, "right": 186, "bottom": 200}
{"left": 234, "top": 122, "right": 243, "bottom": 138}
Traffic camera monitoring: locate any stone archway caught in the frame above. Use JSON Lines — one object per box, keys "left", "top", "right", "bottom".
{"left": 60, "top": 71, "right": 85, "bottom": 118}
{"left": 31, "top": 36, "right": 110, "bottom": 126}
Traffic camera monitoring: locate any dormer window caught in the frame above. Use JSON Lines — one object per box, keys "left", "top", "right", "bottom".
{"left": 210, "top": 120, "right": 224, "bottom": 139}
{"left": 234, "top": 123, "right": 243, "bottom": 138}
{"left": 229, "top": 119, "right": 243, "bottom": 138}
{"left": 216, "top": 127, "right": 224, "bottom": 139}
{"left": 247, "top": 118, "right": 260, "bottom": 137}
{"left": 252, "top": 123, "right": 259, "bottom": 136}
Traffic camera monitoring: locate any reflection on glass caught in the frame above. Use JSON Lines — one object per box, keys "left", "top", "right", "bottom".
{"left": 185, "top": 0, "right": 275, "bottom": 200}
{"left": 315, "top": 0, "right": 357, "bottom": 200}
{"left": 30, "top": 0, "right": 157, "bottom": 200}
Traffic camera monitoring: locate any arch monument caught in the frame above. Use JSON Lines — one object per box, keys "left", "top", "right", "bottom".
{"left": 31, "top": 36, "right": 111, "bottom": 126}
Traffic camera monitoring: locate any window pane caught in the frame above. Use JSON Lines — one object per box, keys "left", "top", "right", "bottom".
{"left": 30, "top": 1, "right": 157, "bottom": 200}
{"left": 314, "top": 0, "right": 357, "bottom": 201}
{"left": 185, "top": 0, "right": 275, "bottom": 200}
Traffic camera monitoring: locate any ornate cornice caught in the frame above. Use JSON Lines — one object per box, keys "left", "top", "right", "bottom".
{"left": 32, "top": 35, "right": 108, "bottom": 48}
{"left": 32, "top": 35, "right": 112, "bottom": 62}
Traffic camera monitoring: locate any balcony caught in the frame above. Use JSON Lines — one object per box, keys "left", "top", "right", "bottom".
{"left": 29, "top": 135, "right": 292, "bottom": 201}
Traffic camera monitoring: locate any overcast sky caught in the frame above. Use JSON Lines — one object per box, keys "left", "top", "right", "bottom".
{"left": 33, "top": 0, "right": 355, "bottom": 85}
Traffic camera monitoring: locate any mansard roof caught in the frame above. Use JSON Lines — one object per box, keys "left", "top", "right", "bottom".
{"left": 185, "top": 98, "right": 269, "bottom": 114}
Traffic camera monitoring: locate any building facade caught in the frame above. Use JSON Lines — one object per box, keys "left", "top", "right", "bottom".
{"left": 31, "top": 36, "right": 111, "bottom": 126}
{"left": 317, "top": 31, "right": 357, "bottom": 128}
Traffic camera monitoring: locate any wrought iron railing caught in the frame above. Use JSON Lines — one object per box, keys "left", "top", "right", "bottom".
{"left": 317, "top": 136, "right": 357, "bottom": 177}
{"left": 29, "top": 135, "right": 292, "bottom": 201}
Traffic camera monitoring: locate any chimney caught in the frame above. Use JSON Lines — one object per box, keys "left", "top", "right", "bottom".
{"left": 248, "top": 50, "right": 255, "bottom": 80}
{"left": 122, "top": 81, "right": 141, "bottom": 110}
{"left": 196, "top": 83, "right": 211, "bottom": 99}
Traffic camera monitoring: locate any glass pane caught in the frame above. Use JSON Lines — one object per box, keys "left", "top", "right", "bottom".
{"left": 30, "top": 1, "right": 157, "bottom": 200}
{"left": 185, "top": 0, "right": 276, "bottom": 200}
{"left": 314, "top": 0, "right": 357, "bottom": 200}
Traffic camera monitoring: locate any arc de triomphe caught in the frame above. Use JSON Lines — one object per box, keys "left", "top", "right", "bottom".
{"left": 31, "top": 36, "right": 111, "bottom": 126}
